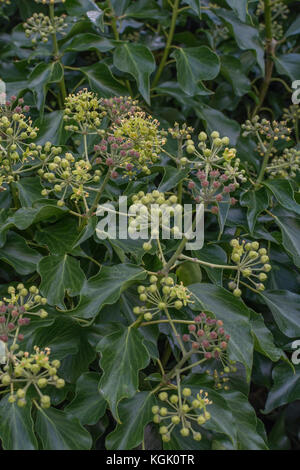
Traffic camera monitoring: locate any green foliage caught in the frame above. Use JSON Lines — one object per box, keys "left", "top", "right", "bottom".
{"left": 0, "top": 0, "right": 299, "bottom": 451}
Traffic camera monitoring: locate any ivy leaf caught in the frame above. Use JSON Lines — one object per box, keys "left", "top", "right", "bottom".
{"left": 193, "top": 244, "right": 227, "bottom": 286}
{"left": 264, "top": 180, "right": 300, "bottom": 216}
{"left": 196, "top": 104, "right": 240, "bottom": 144}
{"left": 69, "top": 264, "right": 147, "bottom": 319}
{"left": 0, "top": 232, "right": 42, "bottom": 275}
{"left": 171, "top": 46, "right": 220, "bottom": 96}
{"left": 62, "top": 34, "right": 114, "bottom": 53}
{"left": 106, "top": 391, "right": 156, "bottom": 449}
{"left": 271, "top": 210, "right": 300, "bottom": 268}
{"left": 35, "top": 407, "right": 92, "bottom": 450}
{"left": 38, "top": 254, "right": 86, "bottom": 306}
{"left": 81, "top": 63, "right": 128, "bottom": 97}
{"left": 275, "top": 54, "right": 300, "bottom": 82}
{"left": 260, "top": 290, "right": 300, "bottom": 338}
{"left": 264, "top": 363, "right": 300, "bottom": 413}
{"left": 0, "top": 397, "right": 38, "bottom": 450}
{"left": 221, "top": 55, "right": 251, "bottom": 97}
{"left": 15, "top": 177, "right": 44, "bottom": 207}
{"left": 65, "top": 372, "right": 107, "bottom": 426}
{"left": 286, "top": 16, "right": 300, "bottom": 38}
{"left": 224, "top": 0, "right": 248, "bottom": 22}
{"left": 240, "top": 187, "right": 269, "bottom": 233}
{"left": 97, "top": 324, "right": 150, "bottom": 422}
{"left": 189, "top": 284, "right": 253, "bottom": 380}
{"left": 250, "top": 310, "right": 285, "bottom": 362}
{"left": 35, "top": 217, "right": 81, "bottom": 255}
{"left": 113, "top": 43, "right": 156, "bottom": 104}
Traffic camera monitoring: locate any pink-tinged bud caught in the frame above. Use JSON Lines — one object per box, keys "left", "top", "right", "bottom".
{"left": 18, "top": 318, "right": 25, "bottom": 325}
{"left": 7, "top": 323, "right": 15, "bottom": 331}
{"left": 23, "top": 105, "right": 30, "bottom": 112}
{"left": 0, "top": 335, "right": 8, "bottom": 342}
{"left": 11, "top": 310, "right": 19, "bottom": 318}
{"left": 205, "top": 352, "right": 212, "bottom": 359}
{"left": 100, "top": 146, "right": 107, "bottom": 152}
{"left": 206, "top": 318, "right": 216, "bottom": 325}
{"left": 230, "top": 198, "right": 237, "bottom": 206}
{"left": 126, "top": 163, "right": 133, "bottom": 171}
{"left": 221, "top": 341, "right": 227, "bottom": 349}
{"left": 202, "top": 340, "right": 210, "bottom": 348}
{"left": 197, "top": 171, "right": 206, "bottom": 180}
{"left": 0, "top": 316, "right": 6, "bottom": 323}
{"left": 210, "top": 331, "right": 218, "bottom": 339}
{"left": 106, "top": 157, "right": 114, "bottom": 166}
{"left": 213, "top": 181, "right": 221, "bottom": 189}
{"left": 188, "top": 181, "right": 195, "bottom": 190}
{"left": 218, "top": 327, "right": 225, "bottom": 335}
{"left": 216, "top": 320, "right": 223, "bottom": 326}
{"left": 183, "top": 334, "right": 190, "bottom": 342}
{"left": 201, "top": 180, "right": 209, "bottom": 188}
{"left": 225, "top": 334, "right": 230, "bottom": 341}
{"left": 210, "top": 170, "right": 220, "bottom": 178}
{"left": 229, "top": 183, "right": 236, "bottom": 191}
{"left": 220, "top": 174, "right": 228, "bottom": 181}
{"left": 15, "top": 106, "right": 22, "bottom": 113}
{"left": 94, "top": 145, "right": 100, "bottom": 152}
{"left": 10, "top": 95, "right": 17, "bottom": 101}
{"left": 223, "top": 186, "right": 231, "bottom": 193}
{"left": 194, "top": 315, "right": 202, "bottom": 323}
{"left": 188, "top": 324, "right": 196, "bottom": 332}
{"left": 6, "top": 101, "right": 11, "bottom": 106}
{"left": 215, "top": 194, "right": 223, "bottom": 202}
{"left": 211, "top": 206, "right": 219, "bottom": 214}
{"left": 23, "top": 318, "right": 30, "bottom": 325}
{"left": 195, "top": 196, "right": 201, "bottom": 203}
{"left": 200, "top": 312, "right": 206, "bottom": 318}
{"left": 0, "top": 305, "right": 6, "bottom": 313}
{"left": 108, "top": 136, "right": 115, "bottom": 143}
{"left": 192, "top": 342, "right": 200, "bottom": 349}
{"left": 111, "top": 171, "right": 118, "bottom": 179}
{"left": 17, "top": 334, "right": 24, "bottom": 341}
{"left": 7, "top": 304, "right": 14, "bottom": 310}
{"left": 119, "top": 150, "right": 126, "bottom": 157}
{"left": 19, "top": 306, "right": 25, "bottom": 313}
{"left": 197, "top": 329, "right": 204, "bottom": 337}
{"left": 18, "top": 98, "right": 24, "bottom": 104}
{"left": 111, "top": 143, "right": 118, "bottom": 150}
{"left": 214, "top": 350, "right": 220, "bottom": 358}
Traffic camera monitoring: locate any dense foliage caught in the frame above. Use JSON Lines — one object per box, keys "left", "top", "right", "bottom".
{"left": 0, "top": 0, "right": 299, "bottom": 451}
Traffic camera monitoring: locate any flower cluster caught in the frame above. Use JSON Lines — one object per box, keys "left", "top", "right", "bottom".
{"left": 113, "top": 112, "right": 166, "bottom": 172}
{"left": 242, "top": 116, "right": 291, "bottom": 143}
{"left": 100, "top": 96, "right": 140, "bottom": 125}
{"left": 256, "top": 0, "right": 289, "bottom": 39}
{"left": 228, "top": 239, "right": 271, "bottom": 296}
{"left": 0, "top": 97, "right": 38, "bottom": 187}
{"left": 128, "top": 191, "right": 183, "bottom": 248}
{"left": 94, "top": 135, "right": 142, "bottom": 178}
{"left": 182, "top": 313, "right": 230, "bottom": 361}
{"left": 0, "top": 347, "right": 65, "bottom": 409}
{"left": 283, "top": 104, "right": 300, "bottom": 126}
{"left": 168, "top": 122, "right": 194, "bottom": 143}
{"left": 133, "top": 276, "right": 193, "bottom": 321}
{"left": 266, "top": 148, "right": 300, "bottom": 178}
{"left": 63, "top": 89, "right": 105, "bottom": 135}
{"left": 23, "top": 13, "right": 67, "bottom": 45}
{"left": 0, "top": 284, "right": 48, "bottom": 343}
{"left": 152, "top": 388, "right": 212, "bottom": 442}
{"left": 39, "top": 152, "right": 101, "bottom": 205}
{"left": 187, "top": 169, "right": 238, "bottom": 214}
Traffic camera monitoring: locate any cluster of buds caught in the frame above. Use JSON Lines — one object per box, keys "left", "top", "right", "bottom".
{"left": 133, "top": 276, "right": 193, "bottom": 321}
{"left": 100, "top": 96, "right": 140, "bottom": 125}
{"left": 0, "top": 284, "right": 48, "bottom": 343}
{"left": 39, "top": 153, "right": 101, "bottom": 205}
{"left": 228, "top": 239, "right": 271, "bottom": 296}
{"left": 267, "top": 148, "right": 300, "bottom": 179}
{"left": 94, "top": 135, "right": 142, "bottom": 178}
{"left": 128, "top": 191, "right": 183, "bottom": 249}
{"left": 113, "top": 112, "right": 166, "bottom": 172}
{"left": 63, "top": 89, "right": 105, "bottom": 135}
{"left": 207, "top": 365, "right": 237, "bottom": 391}
{"left": 242, "top": 116, "right": 291, "bottom": 143}
{"left": 0, "top": 97, "right": 37, "bottom": 187}
{"left": 283, "top": 105, "right": 300, "bottom": 127}
{"left": 152, "top": 389, "right": 212, "bottom": 442}
{"left": 182, "top": 313, "right": 230, "bottom": 365}
{"left": 168, "top": 122, "right": 194, "bottom": 143}
{"left": 23, "top": 13, "right": 67, "bottom": 45}
{"left": 187, "top": 169, "right": 238, "bottom": 214}
{"left": 0, "top": 347, "right": 65, "bottom": 409}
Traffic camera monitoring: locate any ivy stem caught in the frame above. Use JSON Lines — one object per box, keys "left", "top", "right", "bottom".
{"left": 178, "top": 254, "right": 238, "bottom": 270}
{"left": 152, "top": 0, "right": 180, "bottom": 88}
{"left": 49, "top": 3, "right": 67, "bottom": 108}
{"left": 141, "top": 319, "right": 196, "bottom": 327}
{"left": 256, "top": 138, "right": 274, "bottom": 186}
{"left": 164, "top": 307, "right": 186, "bottom": 356}
{"left": 87, "top": 168, "right": 112, "bottom": 217}
{"left": 108, "top": 0, "right": 120, "bottom": 40}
